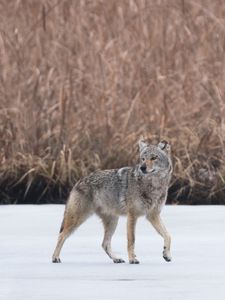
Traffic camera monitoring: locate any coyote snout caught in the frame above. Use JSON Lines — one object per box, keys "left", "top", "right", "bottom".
{"left": 52, "top": 138, "right": 172, "bottom": 264}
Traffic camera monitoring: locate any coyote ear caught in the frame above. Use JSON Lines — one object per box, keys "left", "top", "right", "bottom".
{"left": 158, "top": 140, "right": 170, "bottom": 152}
{"left": 138, "top": 137, "right": 148, "bottom": 152}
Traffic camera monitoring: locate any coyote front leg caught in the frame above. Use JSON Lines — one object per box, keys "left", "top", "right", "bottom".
{"left": 127, "top": 212, "right": 139, "bottom": 264}
{"left": 147, "top": 213, "right": 172, "bottom": 262}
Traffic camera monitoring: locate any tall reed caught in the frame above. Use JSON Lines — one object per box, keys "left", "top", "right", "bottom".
{"left": 0, "top": 0, "right": 225, "bottom": 204}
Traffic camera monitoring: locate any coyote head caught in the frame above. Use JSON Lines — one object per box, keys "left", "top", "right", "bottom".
{"left": 138, "top": 138, "right": 172, "bottom": 175}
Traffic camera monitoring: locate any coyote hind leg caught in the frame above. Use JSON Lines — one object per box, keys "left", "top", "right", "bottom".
{"left": 98, "top": 213, "right": 125, "bottom": 263}
{"left": 52, "top": 221, "right": 72, "bottom": 263}
{"left": 52, "top": 196, "right": 92, "bottom": 263}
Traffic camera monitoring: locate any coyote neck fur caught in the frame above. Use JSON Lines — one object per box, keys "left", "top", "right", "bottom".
{"left": 118, "top": 164, "right": 171, "bottom": 214}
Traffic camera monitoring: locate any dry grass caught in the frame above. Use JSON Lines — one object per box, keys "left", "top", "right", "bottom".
{"left": 0, "top": 0, "right": 225, "bottom": 204}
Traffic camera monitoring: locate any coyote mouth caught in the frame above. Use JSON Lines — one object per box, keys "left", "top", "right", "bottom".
{"left": 140, "top": 166, "right": 155, "bottom": 174}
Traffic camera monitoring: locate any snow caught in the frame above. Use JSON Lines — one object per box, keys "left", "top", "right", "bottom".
{"left": 0, "top": 205, "right": 225, "bottom": 300}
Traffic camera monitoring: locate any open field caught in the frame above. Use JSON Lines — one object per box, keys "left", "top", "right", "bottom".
{"left": 0, "top": 1, "right": 225, "bottom": 204}
{"left": 1, "top": 205, "right": 225, "bottom": 300}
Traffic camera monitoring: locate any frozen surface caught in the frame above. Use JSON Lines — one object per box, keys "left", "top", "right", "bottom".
{"left": 0, "top": 205, "right": 225, "bottom": 300}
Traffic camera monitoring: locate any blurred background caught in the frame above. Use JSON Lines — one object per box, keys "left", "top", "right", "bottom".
{"left": 0, "top": 0, "right": 225, "bottom": 204}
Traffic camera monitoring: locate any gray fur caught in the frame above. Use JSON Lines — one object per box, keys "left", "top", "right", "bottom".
{"left": 52, "top": 139, "right": 173, "bottom": 264}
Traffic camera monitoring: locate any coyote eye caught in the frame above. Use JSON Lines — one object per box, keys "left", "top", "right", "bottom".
{"left": 142, "top": 158, "right": 145, "bottom": 161}
{"left": 151, "top": 156, "right": 158, "bottom": 161}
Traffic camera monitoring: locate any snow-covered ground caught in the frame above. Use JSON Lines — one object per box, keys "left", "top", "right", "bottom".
{"left": 0, "top": 205, "right": 225, "bottom": 300}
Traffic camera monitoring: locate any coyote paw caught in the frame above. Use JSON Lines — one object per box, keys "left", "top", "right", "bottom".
{"left": 113, "top": 258, "right": 125, "bottom": 264}
{"left": 163, "top": 249, "right": 172, "bottom": 262}
{"left": 52, "top": 257, "right": 61, "bottom": 263}
{"left": 129, "top": 258, "right": 140, "bottom": 264}
{"left": 163, "top": 255, "right": 172, "bottom": 262}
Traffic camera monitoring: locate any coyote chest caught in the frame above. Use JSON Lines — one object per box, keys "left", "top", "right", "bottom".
{"left": 129, "top": 174, "right": 169, "bottom": 214}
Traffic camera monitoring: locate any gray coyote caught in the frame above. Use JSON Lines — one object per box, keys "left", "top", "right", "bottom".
{"left": 52, "top": 138, "right": 172, "bottom": 264}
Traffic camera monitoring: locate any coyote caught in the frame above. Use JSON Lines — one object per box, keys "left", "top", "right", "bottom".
{"left": 52, "top": 139, "right": 172, "bottom": 264}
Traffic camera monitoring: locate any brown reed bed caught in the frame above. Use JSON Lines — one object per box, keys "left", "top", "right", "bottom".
{"left": 0, "top": 0, "right": 225, "bottom": 204}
